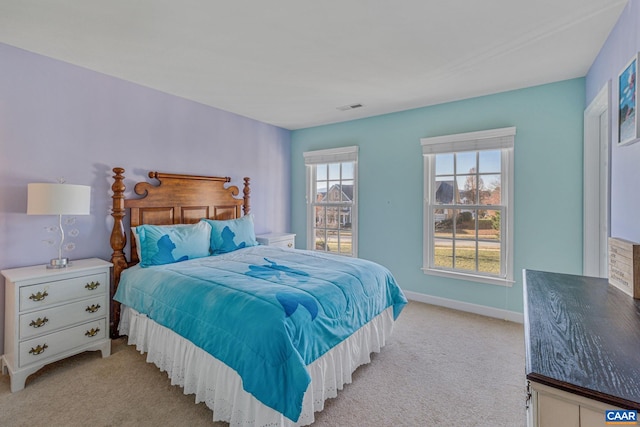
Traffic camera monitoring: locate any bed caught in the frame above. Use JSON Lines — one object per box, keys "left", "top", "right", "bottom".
{"left": 108, "top": 167, "right": 407, "bottom": 426}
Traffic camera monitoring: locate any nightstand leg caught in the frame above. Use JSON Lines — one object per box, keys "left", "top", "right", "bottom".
{"left": 9, "top": 366, "right": 40, "bottom": 393}
{"left": 99, "top": 340, "right": 111, "bottom": 358}
{"left": 10, "top": 374, "right": 27, "bottom": 393}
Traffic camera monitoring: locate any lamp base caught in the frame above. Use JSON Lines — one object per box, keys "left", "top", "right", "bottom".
{"left": 47, "top": 258, "right": 71, "bottom": 269}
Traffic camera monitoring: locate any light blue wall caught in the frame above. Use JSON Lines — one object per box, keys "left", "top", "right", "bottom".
{"left": 292, "top": 79, "right": 586, "bottom": 314}
{"left": 586, "top": 0, "right": 640, "bottom": 243}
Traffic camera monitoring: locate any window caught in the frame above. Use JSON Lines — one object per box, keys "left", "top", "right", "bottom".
{"left": 304, "top": 146, "right": 358, "bottom": 257}
{"left": 421, "top": 128, "right": 515, "bottom": 286}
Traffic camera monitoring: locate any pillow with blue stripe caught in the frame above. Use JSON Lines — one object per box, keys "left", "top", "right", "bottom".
{"left": 202, "top": 214, "right": 258, "bottom": 255}
{"left": 136, "top": 221, "right": 212, "bottom": 267}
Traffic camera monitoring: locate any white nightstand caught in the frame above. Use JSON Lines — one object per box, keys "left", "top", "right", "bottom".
{"left": 256, "top": 233, "right": 296, "bottom": 249}
{"left": 1, "top": 258, "right": 112, "bottom": 392}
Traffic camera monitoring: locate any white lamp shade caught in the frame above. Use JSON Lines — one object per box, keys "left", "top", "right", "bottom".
{"left": 27, "top": 183, "right": 91, "bottom": 215}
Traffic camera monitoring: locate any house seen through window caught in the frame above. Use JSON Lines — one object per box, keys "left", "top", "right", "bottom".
{"left": 422, "top": 128, "right": 514, "bottom": 286}
{"left": 434, "top": 151, "right": 502, "bottom": 273}
{"left": 304, "top": 146, "right": 358, "bottom": 257}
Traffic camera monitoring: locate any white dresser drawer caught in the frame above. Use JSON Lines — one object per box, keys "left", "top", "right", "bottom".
{"left": 19, "top": 272, "right": 106, "bottom": 311}
{"left": 269, "top": 239, "right": 295, "bottom": 248}
{"left": 19, "top": 318, "right": 107, "bottom": 368}
{"left": 19, "top": 294, "right": 108, "bottom": 340}
{"left": 256, "top": 233, "right": 296, "bottom": 248}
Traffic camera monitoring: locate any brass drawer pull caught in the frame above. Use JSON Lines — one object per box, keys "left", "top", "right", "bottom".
{"left": 85, "top": 327, "right": 100, "bottom": 337}
{"left": 29, "top": 344, "right": 48, "bottom": 355}
{"left": 85, "top": 304, "right": 101, "bottom": 313}
{"left": 29, "top": 291, "right": 48, "bottom": 302}
{"left": 287, "top": 242, "right": 293, "bottom": 248}
{"left": 29, "top": 317, "right": 49, "bottom": 328}
{"left": 85, "top": 281, "right": 101, "bottom": 291}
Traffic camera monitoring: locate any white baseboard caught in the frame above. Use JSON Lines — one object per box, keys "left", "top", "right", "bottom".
{"left": 403, "top": 290, "right": 524, "bottom": 324}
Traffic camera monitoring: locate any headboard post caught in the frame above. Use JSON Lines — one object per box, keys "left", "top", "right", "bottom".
{"left": 243, "top": 177, "right": 251, "bottom": 215}
{"left": 110, "top": 167, "right": 128, "bottom": 338}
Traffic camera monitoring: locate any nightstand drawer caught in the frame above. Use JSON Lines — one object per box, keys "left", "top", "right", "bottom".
{"left": 19, "top": 272, "right": 107, "bottom": 311}
{"left": 19, "top": 295, "right": 108, "bottom": 339}
{"left": 268, "top": 239, "right": 295, "bottom": 248}
{"left": 19, "top": 318, "right": 107, "bottom": 368}
{"left": 256, "top": 233, "right": 296, "bottom": 248}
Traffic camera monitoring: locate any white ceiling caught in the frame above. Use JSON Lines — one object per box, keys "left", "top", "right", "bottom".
{"left": 0, "top": 1, "right": 628, "bottom": 130}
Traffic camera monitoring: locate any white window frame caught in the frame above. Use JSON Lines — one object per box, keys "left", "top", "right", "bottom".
{"left": 304, "top": 146, "right": 358, "bottom": 257}
{"left": 421, "top": 128, "right": 515, "bottom": 286}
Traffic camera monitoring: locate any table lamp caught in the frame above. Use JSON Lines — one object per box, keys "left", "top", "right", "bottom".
{"left": 27, "top": 183, "right": 91, "bottom": 268}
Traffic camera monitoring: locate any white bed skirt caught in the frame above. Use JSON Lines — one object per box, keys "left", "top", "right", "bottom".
{"left": 119, "top": 305, "right": 396, "bottom": 426}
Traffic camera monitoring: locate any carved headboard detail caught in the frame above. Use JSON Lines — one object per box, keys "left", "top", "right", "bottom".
{"left": 109, "top": 167, "right": 250, "bottom": 336}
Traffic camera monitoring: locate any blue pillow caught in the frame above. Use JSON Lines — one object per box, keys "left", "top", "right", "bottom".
{"left": 202, "top": 214, "right": 258, "bottom": 255}
{"left": 136, "top": 221, "right": 212, "bottom": 267}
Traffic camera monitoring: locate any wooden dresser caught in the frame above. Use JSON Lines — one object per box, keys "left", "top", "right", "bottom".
{"left": 523, "top": 270, "right": 640, "bottom": 427}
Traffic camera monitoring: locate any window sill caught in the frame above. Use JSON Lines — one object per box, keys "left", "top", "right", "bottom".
{"left": 421, "top": 267, "right": 514, "bottom": 287}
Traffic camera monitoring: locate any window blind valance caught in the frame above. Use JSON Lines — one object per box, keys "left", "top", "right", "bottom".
{"left": 303, "top": 146, "right": 359, "bottom": 165}
{"left": 421, "top": 127, "right": 515, "bottom": 155}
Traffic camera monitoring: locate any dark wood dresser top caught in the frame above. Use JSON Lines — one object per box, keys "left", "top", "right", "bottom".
{"left": 523, "top": 269, "right": 640, "bottom": 410}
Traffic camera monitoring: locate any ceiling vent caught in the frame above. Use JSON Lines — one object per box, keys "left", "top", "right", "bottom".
{"left": 337, "top": 103, "right": 364, "bottom": 111}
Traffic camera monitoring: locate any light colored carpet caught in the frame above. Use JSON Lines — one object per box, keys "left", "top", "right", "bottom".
{"left": 0, "top": 301, "right": 526, "bottom": 426}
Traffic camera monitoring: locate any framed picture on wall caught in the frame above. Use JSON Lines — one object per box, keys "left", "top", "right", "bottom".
{"left": 618, "top": 53, "right": 639, "bottom": 145}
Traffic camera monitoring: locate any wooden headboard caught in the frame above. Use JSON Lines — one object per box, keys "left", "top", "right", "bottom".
{"left": 109, "top": 167, "right": 250, "bottom": 336}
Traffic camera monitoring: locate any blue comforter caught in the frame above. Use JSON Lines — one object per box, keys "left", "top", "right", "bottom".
{"left": 114, "top": 246, "right": 406, "bottom": 421}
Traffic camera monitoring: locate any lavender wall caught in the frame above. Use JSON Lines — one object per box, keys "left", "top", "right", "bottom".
{"left": 586, "top": 0, "right": 640, "bottom": 243}
{"left": 0, "top": 43, "right": 292, "bottom": 354}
